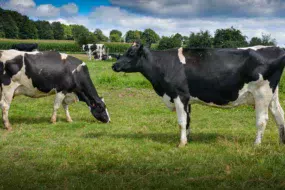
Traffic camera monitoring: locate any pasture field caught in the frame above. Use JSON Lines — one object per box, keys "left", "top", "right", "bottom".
{"left": 1, "top": 54, "right": 285, "bottom": 189}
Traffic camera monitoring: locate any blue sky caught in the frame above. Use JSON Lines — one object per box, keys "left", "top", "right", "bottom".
{"left": 34, "top": 0, "right": 110, "bottom": 15}
{"left": 1, "top": 0, "right": 285, "bottom": 46}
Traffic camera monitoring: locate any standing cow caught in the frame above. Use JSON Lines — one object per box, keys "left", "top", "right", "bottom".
{"left": 0, "top": 50, "right": 110, "bottom": 130}
{"left": 11, "top": 43, "right": 38, "bottom": 52}
{"left": 82, "top": 44, "right": 106, "bottom": 60}
{"left": 112, "top": 41, "right": 285, "bottom": 147}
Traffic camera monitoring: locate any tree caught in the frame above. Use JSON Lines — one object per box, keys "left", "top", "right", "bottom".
{"left": 182, "top": 36, "right": 189, "bottom": 46}
{"left": 187, "top": 30, "right": 213, "bottom": 48}
{"left": 71, "top": 25, "right": 90, "bottom": 40}
{"left": 19, "top": 16, "right": 38, "bottom": 39}
{"left": 36, "top": 21, "right": 54, "bottom": 39}
{"left": 172, "top": 33, "right": 183, "bottom": 46}
{"left": 94, "top": 29, "right": 108, "bottom": 42}
{"left": 249, "top": 37, "right": 262, "bottom": 46}
{"left": 71, "top": 25, "right": 98, "bottom": 45}
{"left": 62, "top": 24, "right": 73, "bottom": 40}
{"left": 76, "top": 33, "right": 98, "bottom": 46}
{"left": 261, "top": 33, "right": 276, "bottom": 46}
{"left": 141, "top": 28, "right": 160, "bottom": 45}
{"left": 51, "top": 22, "right": 65, "bottom": 40}
{"left": 0, "top": 18, "right": 4, "bottom": 38}
{"left": 5, "top": 9, "right": 24, "bottom": 30}
{"left": 249, "top": 34, "right": 276, "bottom": 46}
{"left": 125, "top": 30, "right": 142, "bottom": 43}
{"left": 109, "top": 29, "right": 122, "bottom": 42}
{"left": 0, "top": 10, "right": 19, "bottom": 38}
{"left": 213, "top": 27, "right": 248, "bottom": 48}
{"left": 157, "top": 35, "right": 181, "bottom": 50}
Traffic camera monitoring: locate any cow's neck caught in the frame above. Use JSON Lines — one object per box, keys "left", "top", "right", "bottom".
{"left": 139, "top": 51, "right": 165, "bottom": 96}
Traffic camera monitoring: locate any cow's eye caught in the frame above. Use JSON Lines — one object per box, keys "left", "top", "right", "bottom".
{"left": 129, "top": 51, "right": 135, "bottom": 56}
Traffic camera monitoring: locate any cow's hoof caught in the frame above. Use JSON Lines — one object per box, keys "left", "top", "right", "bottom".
{"left": 50, "top": 119, "right": 56, "bottom": 124}
{"left": 254, "top": 141, "right": 261, "bottom": 146}
{"left": 66, "top": 119, "right": 73, "bottom": 123}
{"left": 178, "top": 141, "right": 187, "bottom": 148}
{"left": 4, "top": 124, "right": 12, "bottom": 131}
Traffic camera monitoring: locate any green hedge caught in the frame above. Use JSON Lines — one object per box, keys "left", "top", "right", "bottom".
{"left": 0, "top": 40, "right": 81, "bottom": 52}
{"left": 103, "top": 42, "right": 131, "bottom": 53}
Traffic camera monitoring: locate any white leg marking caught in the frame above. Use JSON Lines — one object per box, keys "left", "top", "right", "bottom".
{"left": 88, "top": 50, "right": 92, "bottom": 60}
{"left": 1, "top": 82, "right": 20, "bottom": 130}
{"left": 252, "top": 77, "right": 273, "bottom": 145}
{"left": 51, "top": 92, "right": 66, "bottom": 123}
{"left": 62, "top": 103, "right": 73, "bottom": 122}
{"left": 174, "top": 96, "right": 187, "bottom": 147}
{"left": 178, "top": 47, "right": 186, "bottom": 64}
{"left": 269, "top": 87, "right": 285, "bottom": 144}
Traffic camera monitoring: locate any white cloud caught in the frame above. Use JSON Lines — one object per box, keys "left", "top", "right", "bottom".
{"left": 110, "top": 0, "right": 285, "bottom": 18}
{"left": 7, "top": 0, "right": 35, "bottom": 8}
{"left": 35, "top": 4, "right": 60, "bottom": 18}
{"left": 1, "top": 0, "right": 79, "bottom": 19}
{"left": 61, "top": 3, "right": 78, "bottom": 16}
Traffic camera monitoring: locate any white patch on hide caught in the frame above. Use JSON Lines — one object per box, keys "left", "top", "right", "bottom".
{"left": 238, "top": 45, "right": 272, "bottom": 51}
{"left": 61, "top": 53, "right": 68, "bottom": 60}
{"left": 178, "top": 47, "right": 186, "bottom": 64}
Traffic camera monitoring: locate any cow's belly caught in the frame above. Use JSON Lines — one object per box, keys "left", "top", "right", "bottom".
{"left": 190, "top": 84, "right": 255, "bottom": 108}
{"left": 14, "top": 85, "right": 56, "bottom": 98}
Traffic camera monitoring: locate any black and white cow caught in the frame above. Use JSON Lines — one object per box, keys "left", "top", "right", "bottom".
{"left": 82, "top": 44, "right": 106, "bottom": 60}
{"left": 112, "top": 41, "right": 285, "bottom": 147}
{"left": 11, "top": 43, "right": 38, "bottom": 52}
{"left": 0, "top": 50, "right": 110, "bottom": 130}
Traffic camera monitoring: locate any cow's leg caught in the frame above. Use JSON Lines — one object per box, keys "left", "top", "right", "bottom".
{"left": 88, "top": 50, "right": 92, "bottom": 60}
{"left": 174, "top": 96, "right": 190, "bottom": 147}
{"left": 269, "top": 87, "right": 285, "bottom": 144}
{"left": 253, "top": 86, "right": 273, "bottom": 145}
{"left": 62, "top": 102, "right": 73, "bottom": 122}
{"left": 51, "top": 92, "right": 65, "bottom": 123}
{"left": 186, "top": 104, "right": 191, "bottom": 139}
{"left": 0, "top": 83, "right": 19, "bottom": 130}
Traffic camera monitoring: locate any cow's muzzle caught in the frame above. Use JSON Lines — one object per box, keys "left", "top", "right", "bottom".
{"left": 112, "top": 63, "right": 121, "bottom": 72}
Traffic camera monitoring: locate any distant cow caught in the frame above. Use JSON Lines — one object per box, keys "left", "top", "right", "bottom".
{"left": 0, "top": 50, "right": 110, "bottom": 130}
{"left": 11, "top": 43, "right": 38, "bottom": 52}
{"left": 82, "top": 44, "right": 106, "bottom": 60}
{"left": 113, "top": 42, "right": 285, "bottom": 147}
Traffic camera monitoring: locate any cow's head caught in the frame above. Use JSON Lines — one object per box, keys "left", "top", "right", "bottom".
{"left": 76, "top": 92, "right": 110, "bottom": 123}
{"left": 112, "top": 40, "right": 145, "bottom": 73}
{"left": 90, "top": 98, "right": 110, "bottom": 123}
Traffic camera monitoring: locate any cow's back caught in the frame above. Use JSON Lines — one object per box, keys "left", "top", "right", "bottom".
{"left": 24, "top": 51, "right": 81, "bottom": 93}
{"left": 183, "top": 47, "right": 285, "bottom": 105}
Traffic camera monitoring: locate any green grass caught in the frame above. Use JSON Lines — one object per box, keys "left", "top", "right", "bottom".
{"left": 1, "top": 57, "right": 285, "bottom": 189}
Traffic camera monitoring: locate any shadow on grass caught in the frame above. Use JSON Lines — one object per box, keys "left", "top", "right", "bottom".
{"left": 83, "top": 132, "right": 232, "bottom": 144}
{"left": 9, "top": 116, "right": 51, "bottom": 125}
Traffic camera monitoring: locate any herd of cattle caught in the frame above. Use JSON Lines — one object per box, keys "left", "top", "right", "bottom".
{"left": 2, "top": 42, "right": 285, "bottom": 147}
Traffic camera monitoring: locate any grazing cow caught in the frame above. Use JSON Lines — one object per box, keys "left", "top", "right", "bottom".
{"left": 11, "top": 43, "right": 38, "bottom": 52}
{"left": 0, "top": 50, "right": 110, "bottom": 130}
{"left": 82, "top": 44, "right": 106, "bottom": 60}
{"left": 112, "top": 42, "right": 285, "bottom": 147}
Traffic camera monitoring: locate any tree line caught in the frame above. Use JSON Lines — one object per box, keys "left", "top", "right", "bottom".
{"left": 0, "top": 8, "right": 277, "bottom": 50}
